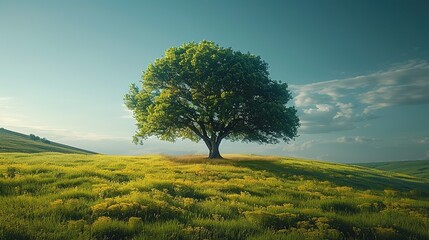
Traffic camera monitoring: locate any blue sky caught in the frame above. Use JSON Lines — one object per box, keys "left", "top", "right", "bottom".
{"left": 1, "top": 0, "right": 428, "bottom": 163}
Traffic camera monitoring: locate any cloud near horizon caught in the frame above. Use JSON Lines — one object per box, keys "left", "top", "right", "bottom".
{"left": 290, "top": 60, "right": 429, "bottom": 134}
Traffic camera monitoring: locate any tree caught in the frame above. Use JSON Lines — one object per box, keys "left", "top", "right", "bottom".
{"left": 29, "top": 134, "right": 40, "bottom": 141}
{"left": 124, "top": 41, "right": 300, "bottom": 158}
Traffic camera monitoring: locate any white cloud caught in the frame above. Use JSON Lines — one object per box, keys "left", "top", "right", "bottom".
{"left": 414, "top": 137, "right": 429, "bottom": 144}
{"left": 291, "top": 60, "right": 429, "bottom": 134}
{"left": 425, "top": 151, "right": 429, "bottom": 160}
{"left": 283, "top": 140, "right": 317, "bottom": 151}
{"left": 333, "top": 102, "right": 353, "bottom": 119}
{"left": 303, "top": 104, "right": 332, "bottom": 114}
{"left": 336, "top": 136, "right": 379, "bottom": 144}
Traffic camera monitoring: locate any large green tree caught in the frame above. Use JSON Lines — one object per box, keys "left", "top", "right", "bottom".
{"left": 125, "top": 41, "right": 299, "bottom": 158}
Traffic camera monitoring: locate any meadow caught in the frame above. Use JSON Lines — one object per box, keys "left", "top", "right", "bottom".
{"left": 0, "top": 153, "right": 428, "bottom": 240}
{"left": 357, "top": 160, "right": 429, "bottom": 180}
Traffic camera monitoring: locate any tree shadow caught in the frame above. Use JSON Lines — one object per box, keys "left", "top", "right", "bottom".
{"left": 233, "top": 160, "right": 429, "bottom": 193}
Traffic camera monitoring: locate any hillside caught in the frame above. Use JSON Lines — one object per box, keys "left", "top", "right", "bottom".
{"left": 356, "top": 160, "right": 429, "bottom": 179}
{"left": 0, "top": 128, "right": 96, "bottom": 154}
{"left": 0, "top": 153, "right": 428, "bottom": 239}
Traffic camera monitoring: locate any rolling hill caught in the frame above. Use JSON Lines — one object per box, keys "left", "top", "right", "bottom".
{"left": 0, "top": 153, "right": 428, "bottom": 239}
{"left": 356, "top": 160, "right": 429, "bottom": 179}
{"left": 0, "top": 128, "right": 96, "bottom": 154}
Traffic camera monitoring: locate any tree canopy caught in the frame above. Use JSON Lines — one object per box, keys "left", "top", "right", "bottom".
{"left": 124, "top": 41, "right": 300, "bottom": 158}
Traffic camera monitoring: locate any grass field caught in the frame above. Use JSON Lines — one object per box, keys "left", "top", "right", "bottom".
{"left": 0, "top": 153, "right": 428, "bottom": 240}
{"left": 356, "top": 160, "right": 429, "bottom": 179}
{"left": 0, "top": 128, "right": 96, "bottom": 154}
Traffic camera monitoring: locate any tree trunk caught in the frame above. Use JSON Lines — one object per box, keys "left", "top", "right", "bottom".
{"left": 207, "top": 140, "right": 222, "bottom": 159}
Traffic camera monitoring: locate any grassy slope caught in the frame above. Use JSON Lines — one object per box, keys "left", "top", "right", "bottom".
{"left": 0, "top": 128, "right": 96, "bottom": 154}
{"left": 356, "top": 160, "right": 429, "bottom": 179}
{"left": 0, "top": 153, "right": 428, "bottom": 240}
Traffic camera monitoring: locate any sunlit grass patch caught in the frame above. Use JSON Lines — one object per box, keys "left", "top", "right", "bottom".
{"left": 192, "top": 218, "right": 259, "bottom": 240}
{"left": 91, "top": 216, "right": 134, "bottom": 240}
{"left": 320, "top": 200, "right": 359, "bottom": 214}
{"left": 0, "top": 153, "right": 428, "bottom": 239}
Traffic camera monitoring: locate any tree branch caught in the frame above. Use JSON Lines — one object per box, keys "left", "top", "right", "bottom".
{"left": 188, "top": 123, "right": 211, "bottom": 148}
{"left": 218, "top": 118, "right": 243, "bottom": 139}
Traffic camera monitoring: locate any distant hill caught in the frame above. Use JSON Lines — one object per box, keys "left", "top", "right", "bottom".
{"left": 0, "top": 128, "right": 96, "bottom": 154}
{"left": 356, "top": 159, "right": 429, "bottom": 179}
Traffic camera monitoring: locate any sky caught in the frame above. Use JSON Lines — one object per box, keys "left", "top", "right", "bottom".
{"left": 1, "top": 0, "right": 428, "bottom": 163}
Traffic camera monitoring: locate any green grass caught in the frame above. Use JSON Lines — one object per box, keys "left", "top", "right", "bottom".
{"left": 0, "top": 153, "right": 428, "bottom": 239}
{"left": 0, "top": 128, "right": 96, "bottom": 154}
{"left": 356, "top": 160, "right": 429, "bottom": 179}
